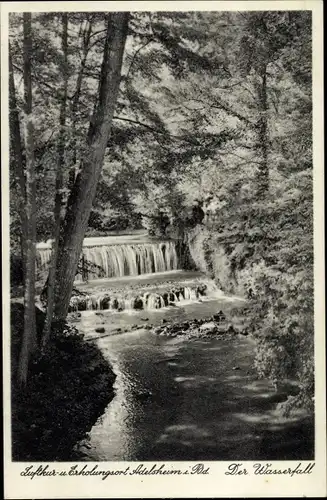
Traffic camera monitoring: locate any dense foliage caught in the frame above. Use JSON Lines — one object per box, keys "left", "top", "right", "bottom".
{"left": 9, "top": 11, "right": 313, "bottom": 412}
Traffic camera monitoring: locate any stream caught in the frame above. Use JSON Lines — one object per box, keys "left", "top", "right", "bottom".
{"left": 73, "top": 297, "right": 314, "bottom": 461}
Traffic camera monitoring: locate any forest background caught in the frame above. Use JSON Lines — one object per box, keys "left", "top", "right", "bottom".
{"left": 9, "top": 10, "right": 313, "bottom": 414}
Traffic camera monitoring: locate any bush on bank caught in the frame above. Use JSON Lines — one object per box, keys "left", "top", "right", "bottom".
{"left": 11, "top": 302, "right": 116, "bottom": 461}
{"left": 186, "top": 178, "right": 314, "bottom": 415}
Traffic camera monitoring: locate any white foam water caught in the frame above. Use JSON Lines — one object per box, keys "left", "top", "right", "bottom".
{"left": 36, "top": 238, "right": 179, "bottom": 280}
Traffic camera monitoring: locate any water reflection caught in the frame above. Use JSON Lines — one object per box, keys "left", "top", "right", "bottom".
{"left": 74, "top": 301, "right": 314, "bottom": 461}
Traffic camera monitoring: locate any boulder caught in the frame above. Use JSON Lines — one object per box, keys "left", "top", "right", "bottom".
{"left": 100, "top": 296, "right": 110, "bottom": 309}
{"left": 213, "top": 310, "right": 226, "bottom": 322}
{"left": 95, "top": 327, "right": 105, "bottom": 333}
{"left": 111, "top": 298, "right": 119, "bottom": 309}
{"left": 199, "top": 321, "right": 217, "bottom": 334}
{"left": 134, "top": 297, "right": 143, "bottom": 310}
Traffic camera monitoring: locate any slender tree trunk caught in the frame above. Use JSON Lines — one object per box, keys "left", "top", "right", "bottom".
{"left": 257, "top": 63, "right": 269, "bottom": 197}
{"left": 42, "top": 13, "right": 68, "bottom": 348}
{"left": 68, "top": 19, "right": 93, "bottom": 191}
{"left": 53, "top": 12, "right": 129, "bottom": 321}
{"left": 17, "top": 13, "right": 37, "bottom": 386}
{"left": 9, "top": 46, "right": 27, "bottom": 282}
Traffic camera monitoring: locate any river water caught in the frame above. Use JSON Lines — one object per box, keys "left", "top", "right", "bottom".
{"left": 74, "top": 296, "right": 314, "bottom": 461}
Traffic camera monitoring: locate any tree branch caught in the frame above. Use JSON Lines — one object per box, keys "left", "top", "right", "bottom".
{"left": 113, "top": 115, "right": 172, "bottom": 136}
{"left": 189, "top": 96, "right": 255, "bottom": 126}
{"left": 123, "top": 38, "right": 154, "bottom": 80}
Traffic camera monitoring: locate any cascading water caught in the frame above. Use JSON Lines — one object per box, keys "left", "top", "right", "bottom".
{"left": 36, "top": 238, "right": 179, "bottom": 281}
{"left": 68, "top": 282, "right": 210, "bottom": 313}
{"left": 36, "top": 246, "right": 52, "bottom": 271}
{"left": 80, "top": 242, "right": 178, "bottom": 279}
{"left": 36, "top": 235, "right": 223, "bottom": 314}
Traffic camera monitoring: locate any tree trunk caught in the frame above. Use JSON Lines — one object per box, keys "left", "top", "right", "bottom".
{"left": 68, "top": 18, "right": 93, "bottom": 191}
{"left": 42, "top": 13, "right": 68, "bottom": 348}
{"left": 53, "top": 12, "right": 129, "bottom": 321}
{"left": 17, "top": 13, "right": 37, "bottom": 386}
{"left": 9, "top": 46, "right": 28, "bottom": 283}
{"left": 257, "top": 63, "right": 269, "bottom": 197}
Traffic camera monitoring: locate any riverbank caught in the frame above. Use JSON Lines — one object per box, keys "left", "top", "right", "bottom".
{"left": 11, "top": 302, "right": 116, "bottom": 461}
{"left": 73, "top": 321, "right": 314, "bottom": 461}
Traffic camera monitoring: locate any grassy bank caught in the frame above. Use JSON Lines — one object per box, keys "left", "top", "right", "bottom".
{"left": 11, "top": 302, "right": 116, "bottom": 461}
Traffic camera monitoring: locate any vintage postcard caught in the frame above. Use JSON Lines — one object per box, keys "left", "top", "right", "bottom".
{"left": 1, "top": 1, "right": 325, "bottom": 498}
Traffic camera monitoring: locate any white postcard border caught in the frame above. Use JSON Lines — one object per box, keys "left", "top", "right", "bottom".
{"left": 2, "top": 1, "right": 325, "bottom": 498}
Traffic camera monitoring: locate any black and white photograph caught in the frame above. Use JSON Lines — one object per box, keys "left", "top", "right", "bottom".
{"left": 2, "top": 1, "right": 325, "bottom": 498}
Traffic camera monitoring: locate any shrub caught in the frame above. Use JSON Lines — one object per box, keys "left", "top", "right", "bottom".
{"left": 186, "top": 178, "right": 314, "bottom": 416}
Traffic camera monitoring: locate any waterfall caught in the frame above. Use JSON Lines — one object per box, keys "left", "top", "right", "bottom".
{"left": 36, "top": 248, "right": 52, "bottom": 272}
{"left": 143, "top": 293, "right": 166, "bottom": 310}
{"left": 184, "top": 286, "right": 198, "bottom": 301}
{"left": 36, "top": 239, "right": 179, "bottom": 280}
{"left": 69, "top": 283, "right": 209, "bottom": 313}
{"left": 82, "top": 242, "right": 178, "bottom": 278}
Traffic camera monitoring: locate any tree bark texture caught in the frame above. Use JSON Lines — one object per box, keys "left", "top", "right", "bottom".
{"left": 68, "top": 18, "right": 94, "bottom": 191}
{"left": 53, "top": 12, "right": 129, "bottom": 321}
{"left": 42, "top": 13, "right": 68, "bottom": 347}
{"left": 9, "top": 46, "right": 28, "bottom": 281}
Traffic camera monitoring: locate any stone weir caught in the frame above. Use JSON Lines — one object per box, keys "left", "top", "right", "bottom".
{"left": 68, "top": 282, "right": 209, "bottom": 313}
{"left": 36, "top": 234, "right": 180, "bottom": 281}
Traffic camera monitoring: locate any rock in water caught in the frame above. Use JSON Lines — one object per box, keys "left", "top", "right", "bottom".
{"left": 134, "top": 297, "right": 143, "bottom": 310}
{"left": 213, "top": 310, "right": 226, "bottom": 323}
{"left": 199, "top": 321, "right": 217, "bottom": 334}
